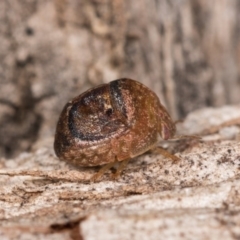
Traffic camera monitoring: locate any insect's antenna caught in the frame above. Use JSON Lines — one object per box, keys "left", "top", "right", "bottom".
{"left": 174, "top": 119, "right": 184, "bottom": 125}
{"left": 170, "top": 135, "right": 202, "bottom": 141}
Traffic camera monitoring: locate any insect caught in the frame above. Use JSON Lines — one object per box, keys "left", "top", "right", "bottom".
{"left": 54, "top": 78, "right": 179, "bottom": 181}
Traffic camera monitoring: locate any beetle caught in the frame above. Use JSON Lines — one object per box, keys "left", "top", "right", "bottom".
{"left": 54, "top": 78, "right": 179, "bottom": 181}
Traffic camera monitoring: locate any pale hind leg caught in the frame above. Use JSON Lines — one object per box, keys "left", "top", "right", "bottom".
{"left": 91, "top": 158, "right": 130, "bottom": 182}
{"left": 153, "top": 146, "right": 180, "bottom": 163}
{"left": 91, "top": 161, "right": 116, "bottom": 182}
{"left": 112, "top": 159, "right": 130, "bottom": 180}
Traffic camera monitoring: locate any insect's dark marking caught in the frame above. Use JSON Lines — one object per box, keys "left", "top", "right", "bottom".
{"left": 68, "top": 82, "right": 128, "bottom": 142}
{"left": 68, "top": 101, "right": 106, "bottom": 141}
{"left": 109, "top": 80, "right": 127, "bottom": 119}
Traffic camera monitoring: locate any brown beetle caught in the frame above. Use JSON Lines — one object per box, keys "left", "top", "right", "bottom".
{"left": 54, "top": 78, "right": 179, "bottom": 181}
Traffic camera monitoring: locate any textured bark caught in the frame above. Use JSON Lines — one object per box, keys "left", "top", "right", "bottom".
{"left": 0, "top": 1, "right": 240, "bottom": 159}
{"left": 0, "top": 106, "right": 240, "bottom": 239}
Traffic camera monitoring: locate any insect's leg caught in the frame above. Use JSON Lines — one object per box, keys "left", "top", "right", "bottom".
{"left": 91, "top": 162, "right": 116, "bottom": 182}
{"left": 112, "top": 159, "right": 130, "bottom": 180}
{"left": 154, "top": 146, "right": 180, "bottom": 163}
{"left": 171, "top": 135, "right": 201, "bottom": 140}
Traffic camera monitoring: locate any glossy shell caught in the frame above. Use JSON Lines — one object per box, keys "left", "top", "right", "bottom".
{"left": 54, "top": 78, "right": 176, "bottom": 167}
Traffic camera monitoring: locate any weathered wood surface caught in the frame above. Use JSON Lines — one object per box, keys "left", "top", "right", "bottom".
{"left": 1, "top": 0, "right": 240, "bottom": 158}
{"left": 0, "top": 106, "right": 240, "bottom": 239}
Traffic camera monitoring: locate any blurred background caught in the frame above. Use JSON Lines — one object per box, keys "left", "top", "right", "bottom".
{"left": 0, "top": 0, "right": 240, "bottom": 159}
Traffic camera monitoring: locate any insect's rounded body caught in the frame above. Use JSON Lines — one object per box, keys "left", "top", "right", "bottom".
{"left": 54, "top": 78, "right": 176, "bottom": 167}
